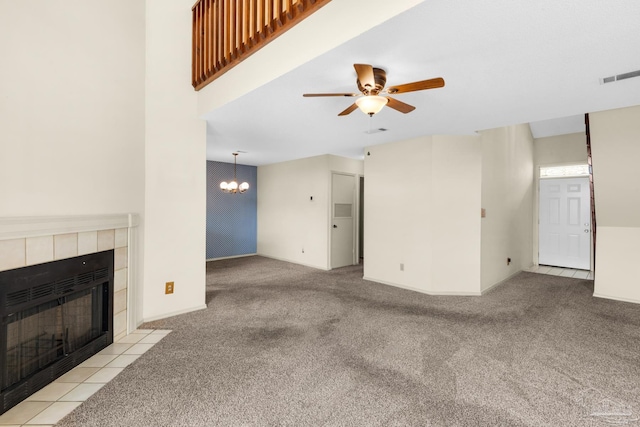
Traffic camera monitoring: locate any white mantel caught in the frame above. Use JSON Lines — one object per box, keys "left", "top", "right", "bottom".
{"left": 0, "top": 214, "right": 138, "bottom": 240}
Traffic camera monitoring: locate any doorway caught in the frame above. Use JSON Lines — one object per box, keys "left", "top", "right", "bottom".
{"left": 331, "top": 173, "right": 356, "bottom": 269}
{"left": 539, "top": 176, "right": 591, "bottom": 270}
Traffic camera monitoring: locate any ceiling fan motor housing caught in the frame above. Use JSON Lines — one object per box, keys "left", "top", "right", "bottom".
{"left": 357, "top": 68, "right": 387, "bottom": 95}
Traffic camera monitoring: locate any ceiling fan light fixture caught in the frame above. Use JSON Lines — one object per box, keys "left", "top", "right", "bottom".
{"left": 356, "top": 95, "right": 388, "bottom": 116}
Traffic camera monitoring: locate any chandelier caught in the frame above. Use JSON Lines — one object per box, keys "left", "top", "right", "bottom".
{"left": 220, "top": 153, "right": 249, "bottom": 194}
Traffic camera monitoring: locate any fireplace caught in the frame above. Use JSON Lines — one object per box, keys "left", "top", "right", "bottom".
{"left": 0, "top": 250, "right": 114, "bottom": 414}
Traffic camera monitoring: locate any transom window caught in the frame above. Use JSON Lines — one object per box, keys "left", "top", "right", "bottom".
{"left": 540, "top": 164, "right": 589, "bottom": 178}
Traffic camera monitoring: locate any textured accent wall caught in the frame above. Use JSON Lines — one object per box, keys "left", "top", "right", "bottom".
{"left": 206, "top": 161, "right": 257, "bottom": 259}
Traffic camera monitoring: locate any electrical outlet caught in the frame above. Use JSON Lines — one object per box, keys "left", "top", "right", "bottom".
{"left": 165, "top": 281, "right": 174, "bottom": 294}
{"left": 400, "top": 263, "right": 404, "bottom": 271}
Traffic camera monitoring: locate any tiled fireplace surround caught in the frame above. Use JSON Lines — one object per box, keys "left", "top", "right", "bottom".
{"left": 0, "top": 215, "right": 139, "bottom": 342}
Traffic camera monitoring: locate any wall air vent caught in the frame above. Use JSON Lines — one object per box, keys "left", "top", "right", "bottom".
{"left": 364, "top": 128, "right": 388, "bottom": 134}
{"left": 601, "top": 69, "right": 640, "bottom": 84}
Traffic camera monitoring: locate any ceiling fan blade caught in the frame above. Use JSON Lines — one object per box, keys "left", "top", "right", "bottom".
{"left": 338, "top": 103, "right": 359, "bottom": 116}
{"left": 303, "top": 93, "right": 358, "bottom": 97}
{"left": 387, "top": 77, "right": 445, "bottom": 94}
{"left": 354, "top": 64, "right": 375, "bottom": 91}
{"left": 385, "top": 96, "right": 416, "bottom": 114}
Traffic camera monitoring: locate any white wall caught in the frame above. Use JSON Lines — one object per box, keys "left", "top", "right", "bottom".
{"left": 143, "top": 0, "right": 206, "bottom": 321}
{"left": 257, "top": 154, "right": 362, "bottom": 270}
{"left": 0, "top": 1, "right": 147, "bottom": 326}
{"left": 363, "top": 135, "right": 482, "bottom": 295}
{"left": 480, "top": 125, "right": 534, "bottom": 291}
{"left": 590, "top": 105, "right": 640, "bottom": 303}
{"left": 0, "top": 0, "right": 145, "bottom": 216}
{"left": 532, "top": 132, "right": 588, "bottom": 266}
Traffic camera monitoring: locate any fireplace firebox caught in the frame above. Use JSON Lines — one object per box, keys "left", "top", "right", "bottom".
{"left": 0, "top": 250, "right": 114, "bottom": 414}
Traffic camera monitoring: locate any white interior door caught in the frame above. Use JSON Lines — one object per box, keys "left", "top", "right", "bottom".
{"left": 539, "top": 177, "right": 590, "bottom": 269}
{"left": 331, "top": 173, "right": 355, "bottom": 269}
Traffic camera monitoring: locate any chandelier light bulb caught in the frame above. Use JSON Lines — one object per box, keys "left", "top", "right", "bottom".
{"left": 220, "top": 152, "right": 250, "bottom": 194}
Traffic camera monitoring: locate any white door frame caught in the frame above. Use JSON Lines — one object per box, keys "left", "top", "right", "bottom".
{"left": 533, "top": 163, "right": 593, "bottom": 270}
{"left": 328, "top": 171, "right": 358, "bottom": 269}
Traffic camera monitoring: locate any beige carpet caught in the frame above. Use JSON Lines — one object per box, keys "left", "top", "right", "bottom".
{"left": 57, "top": 256, "right": 640, "bottom": 426}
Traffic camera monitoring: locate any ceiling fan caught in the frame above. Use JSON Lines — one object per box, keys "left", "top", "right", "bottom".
{"left": 303, "top": 64, "right": 445, "bottom": 117}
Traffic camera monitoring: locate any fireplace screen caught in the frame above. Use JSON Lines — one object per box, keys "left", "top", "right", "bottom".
{"left": 0, "top": 250, "right": 113, "bottom": 413}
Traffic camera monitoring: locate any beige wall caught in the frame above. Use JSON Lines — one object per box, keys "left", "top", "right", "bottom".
{"left": 590, "top": 105, "right": 640, "bottom": 303}
{"left": 143, "top": 0, "right": 206, "bottom": 321}
{"left": 534, "top": 132, "right": 587, "bottom": 166}
{"left": 363, "top": 135, "right": 482, "bottom": 295}
{"left": 257, "top": 154, "right": 363, "bottom": 270}
{"left": 480, "top": 125, "right": 534, "bottom": 291}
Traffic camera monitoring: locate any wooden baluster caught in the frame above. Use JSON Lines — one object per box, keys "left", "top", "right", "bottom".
{"left": 204, "top": 0, "right": 209, "bottom": 76}
{"left": 296, "top": 0, "right": 305, "bottom": 13}
{"left": 200, "top": 3, "right": 206, "bottom": 81}
{"left": 253, "top": 0, "right": 258, "bottom": 47}
{"left": 219, "top": 0, "right": 225, "bottom": 66}
{"left": 204, "top": 0, "right": 211, "bottom": 78}
{"left": 275, "top": 0, "right": 283, "bottom": 27}
{"left": 237, "top": 0, "right": 244, "bottom": 54}
{"left": 202, "top": 0, "right": 206, "bottom": 77}
{"left": 267, "top": 0, "right": 274, "bottom": 34}
{"left": 192, "top": 5, "right": 197, "bottom": 86}
{"left": 285, "top": 0, "right": 293, "bottom": 20}
{"left": 194, "top": 3, "right": 199, "bottom": 85}
{"left": 243, "top": 0, "right": 250, "bottom": 50}
{"left": 232, "top": 0, "right": 237, "bottom": 59}
{"left": 258, "top": 0, "right": 266, "bottom": 40}
{"left": 211, "top": 0, "right": 217, "bottom": 71}
{"left": 207, "top": 0, "right": 216, "bottom": 75}
{"left": 196, "top": 3, "right": 202, "bottom": 82}
{"left": 217, "top": 0, "right": 223, "bottom": 67}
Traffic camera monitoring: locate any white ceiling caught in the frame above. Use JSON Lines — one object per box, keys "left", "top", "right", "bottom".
{"left": 205, "top": 0, "right": 640, "bottom": 166}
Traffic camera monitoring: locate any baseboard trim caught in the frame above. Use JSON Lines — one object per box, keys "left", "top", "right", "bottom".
{"left": 593, "top": 293, "right": 640, "bottom": 305}
{"left": 143, "top": 304, "right": 207, "bottom": 323}
{"left": 481, "top": 270, "right": 523, "bottom": 295}
{"left": 206, "top": 253, "right": 257, "bottom": 262}
{"left": 362, "top": 276, "right": 481, "bottom": 296}
{"left": 257, "top": 254, "right": 330, "bottom": 271}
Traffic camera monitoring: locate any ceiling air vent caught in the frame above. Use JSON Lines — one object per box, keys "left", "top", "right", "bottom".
{"left": 364, "top": 128, "right": 388, "bottom": 134}
{"left": 601, "top": 69, "right": 640, "bottom": 84}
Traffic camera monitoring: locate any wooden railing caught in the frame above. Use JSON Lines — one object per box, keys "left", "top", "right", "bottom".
{"left": 192, "top": 0, "right": 331, "bottom": 91}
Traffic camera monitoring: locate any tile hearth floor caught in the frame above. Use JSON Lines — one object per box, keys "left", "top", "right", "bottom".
{"left": 0, "top": 329, "right": 172, "bottom": 427}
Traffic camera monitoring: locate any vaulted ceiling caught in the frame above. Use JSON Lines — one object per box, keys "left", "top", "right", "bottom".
{"left": 205, "top": 0, "right": 640, "bottom": 166}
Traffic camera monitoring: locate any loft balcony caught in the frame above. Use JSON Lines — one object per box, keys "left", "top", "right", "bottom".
{"left": 192, "top": 0, "right": 331, "bottom": 90}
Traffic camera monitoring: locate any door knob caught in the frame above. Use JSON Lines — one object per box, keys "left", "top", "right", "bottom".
{"left": 584, "top": 229, "right": 589, "bottom": 233}
{"left": 333, "top": 225, "right": 337, "bottom": 228}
